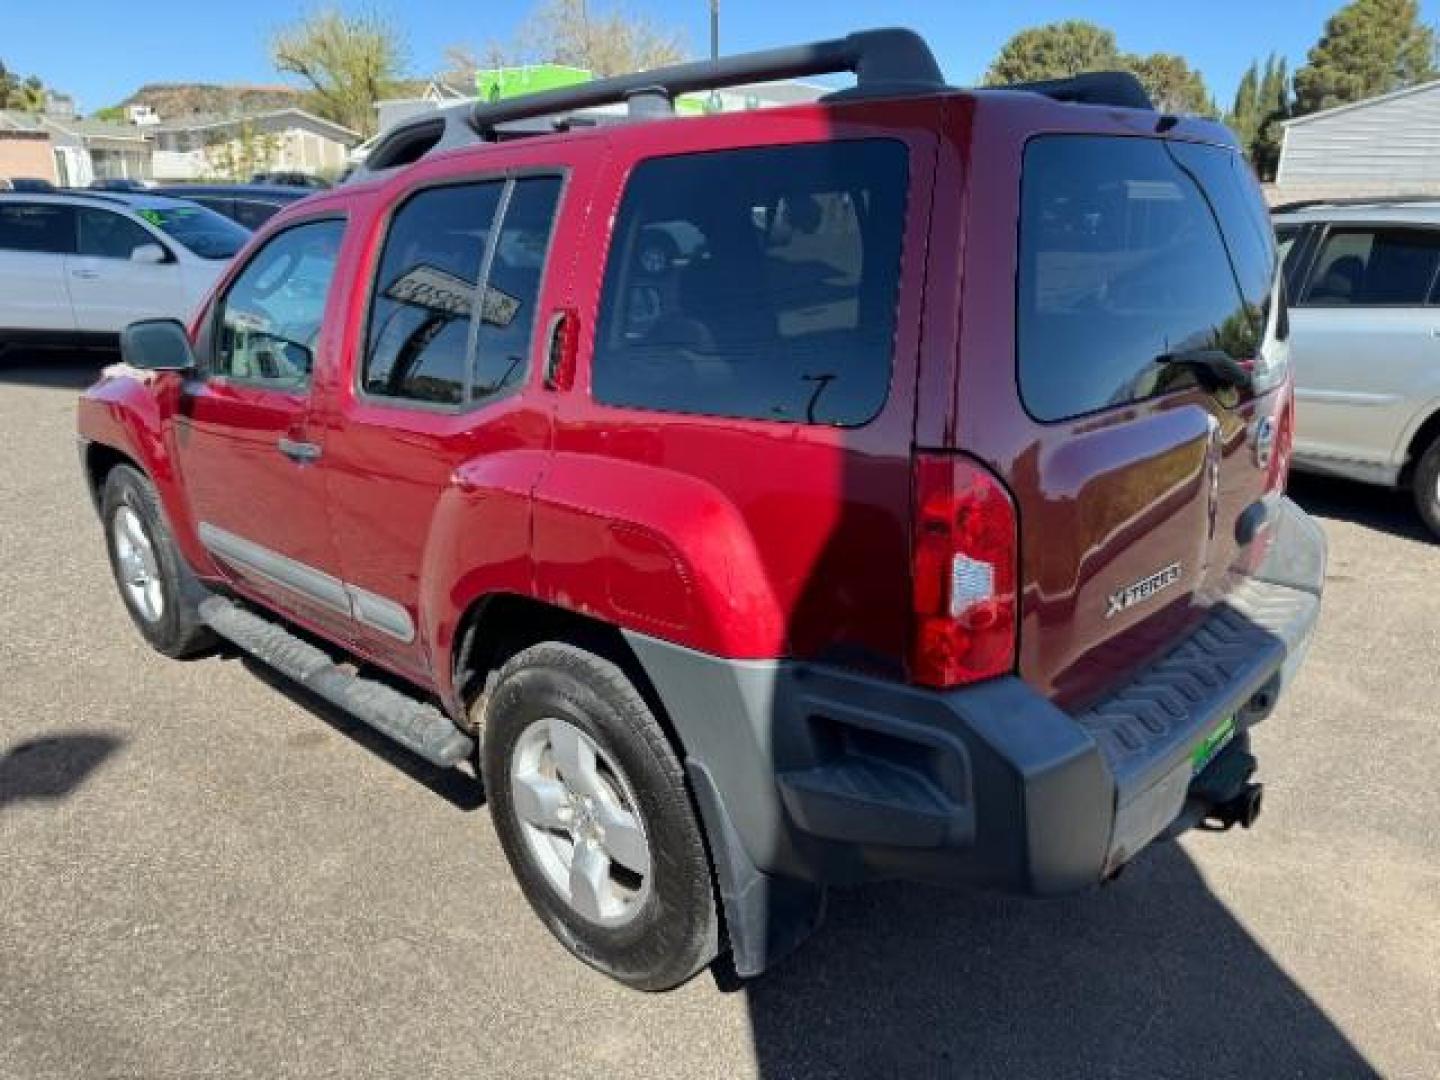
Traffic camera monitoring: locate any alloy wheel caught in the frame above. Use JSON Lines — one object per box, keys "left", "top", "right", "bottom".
{"left": 509, "top": 717, "right": 653, "bottom": 927}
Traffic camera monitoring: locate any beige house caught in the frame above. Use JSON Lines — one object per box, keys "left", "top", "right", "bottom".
{"left": 148, "top": 108, "right": 360, "bottom": 182}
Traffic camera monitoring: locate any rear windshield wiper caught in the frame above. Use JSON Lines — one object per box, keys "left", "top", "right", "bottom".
{"left": 1154, "top": 348, "right": 1253, "bottom": 391}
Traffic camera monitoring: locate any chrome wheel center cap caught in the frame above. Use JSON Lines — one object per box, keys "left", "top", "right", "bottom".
{"left": 571, "top": 795, "right": 601, "bottom": 839}
{"left": 122, "top": 551, "right": 147, "bottom": 586}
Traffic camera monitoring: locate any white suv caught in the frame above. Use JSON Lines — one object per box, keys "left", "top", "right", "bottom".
{"left": 0, "top": 192, "right": 250, "bottom": 355}
{"left": 1274, "top": 198, "right": 1440, "bottom": 538}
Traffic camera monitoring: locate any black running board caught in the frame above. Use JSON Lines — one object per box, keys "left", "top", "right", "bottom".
{"left": 199, "top": 597, "right": 474, "bottom": 768}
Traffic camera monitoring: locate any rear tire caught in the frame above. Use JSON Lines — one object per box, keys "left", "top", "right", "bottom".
{"left": 481, "top": 642, "right": 718, "bottom": 991}
{"left": 100, "top": 464, "right": 215, "bottom": 658}
{"left": 1414, "top": 437, "right": 1440, "bottom": 541}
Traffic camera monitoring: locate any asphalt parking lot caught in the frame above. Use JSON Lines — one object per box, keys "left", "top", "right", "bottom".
{"left": 1, "top": 353, "right": 1436, "bottom": 1080}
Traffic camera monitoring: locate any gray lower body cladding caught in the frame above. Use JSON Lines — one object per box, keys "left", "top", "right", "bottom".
{"left": 624, "top": 498, "right": 1327, "bottom": 973}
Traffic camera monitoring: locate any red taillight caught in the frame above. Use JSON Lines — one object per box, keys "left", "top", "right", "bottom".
{"left": 910, "top": 453, "right": 1018, "bottom": 689}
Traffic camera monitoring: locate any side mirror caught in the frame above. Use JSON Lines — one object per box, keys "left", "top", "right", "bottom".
{"left": 130, "top": 243, "right": 168, "bottom": 265}
{"left": 121, "top": 319, "right": 196, "bottom": 372}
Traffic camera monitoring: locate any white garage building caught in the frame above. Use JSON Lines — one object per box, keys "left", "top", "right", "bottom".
{"left": 1277, "top": 79, "right": 1440, "bottom": 202}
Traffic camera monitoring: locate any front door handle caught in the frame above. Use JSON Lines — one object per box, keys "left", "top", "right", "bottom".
{"left": 71, "top": 268, "right": 100, "bottom": 280}
{"left": 276, "top": 436, "right": 322, "bottom": 464}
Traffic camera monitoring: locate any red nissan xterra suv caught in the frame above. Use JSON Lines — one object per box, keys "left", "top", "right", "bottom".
{"left": 77, "top": 30, "right": 1326, "bottom": 990}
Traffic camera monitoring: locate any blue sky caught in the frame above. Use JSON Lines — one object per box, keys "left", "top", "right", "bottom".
{"left": 6, "top": 0, "right": 1439, "bottom": 114}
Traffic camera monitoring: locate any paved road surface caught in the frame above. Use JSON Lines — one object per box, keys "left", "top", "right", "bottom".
{"left": 1, "top": 354, "right": 1436, "bottom": 1078}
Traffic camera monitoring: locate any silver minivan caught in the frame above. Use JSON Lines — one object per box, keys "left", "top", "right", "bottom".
{"left": 1274, "top": 198, "right": 1440, "bottom": 538}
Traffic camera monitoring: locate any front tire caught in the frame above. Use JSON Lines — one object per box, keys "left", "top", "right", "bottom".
{"left": 482, "top": 642, "right": 718, "bottom": 991}
{"left": 1414, "top": 437, "right": 1440, "bottom": 540}
{"left": 100, "top": 464, "right": 215, "bottom": 658}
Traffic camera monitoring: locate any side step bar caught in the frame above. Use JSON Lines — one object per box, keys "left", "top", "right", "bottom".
{"left": 199, "top": 597, "right": 474, "bottom": 769}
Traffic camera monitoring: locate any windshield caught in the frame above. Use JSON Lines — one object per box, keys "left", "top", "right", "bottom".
{"left": 136, "top": 205, "right": 250, "bottom": 260}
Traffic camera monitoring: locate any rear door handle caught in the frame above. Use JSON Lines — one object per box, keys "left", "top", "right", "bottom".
{"left": 276, "top": 436, "right": 322, "bottom": 464}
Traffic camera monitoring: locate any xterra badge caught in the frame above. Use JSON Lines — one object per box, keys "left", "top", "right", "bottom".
{"left": 1106, "top": 562, "right": 1183, "bottom": 619}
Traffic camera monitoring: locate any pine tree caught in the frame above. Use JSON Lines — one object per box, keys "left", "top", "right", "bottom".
{"left": 1252, "top": 56, "right": 1293, "bottom": 181}
{"left": 1293, "top": 0, "right": 1437, "bottom": 114}
{"left": 1228, "top": 61, "right": 1262, "bottom": 145}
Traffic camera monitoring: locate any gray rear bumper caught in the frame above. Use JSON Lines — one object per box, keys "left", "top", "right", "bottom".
{"left": 626, "top": 497, "right": 1326, "bottom": 974}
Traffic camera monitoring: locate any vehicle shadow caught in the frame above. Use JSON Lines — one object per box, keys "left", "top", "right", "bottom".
{"left": 1287, "top": 472, "right": 1432, "bottom": 544}
{"left": 741, "top": 843, "right": 1376, "bottom": 1078}
{"left": 235, "top": 654, "right": 485, "bottom": 812}
{"left": 0, "top": 349, "right": 114, "bottom": 390}
{"left": 0, "top": 732, "right": 123, "bottom": 810}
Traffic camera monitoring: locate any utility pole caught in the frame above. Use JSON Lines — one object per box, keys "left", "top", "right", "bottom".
{"left": 710, "top": 0, "right": 720, "bottom": 60}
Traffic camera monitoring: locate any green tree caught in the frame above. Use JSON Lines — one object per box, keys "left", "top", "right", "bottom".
{"left": 1225, "top": 54, "right": 1291, "bottom": 180}
{"left": 271, "top": 8, "right": 406, "bottom": 137}
{"left": 1251, "top": 56, "right": 1292, "bottom": 179}
{"left": 1126, "top": 52, "right": 1216, "bottom": 115}
{"left": 205, "top": 120, "right": 283, "bottom": 182}
{"left": 1227, "top": 61, "right": 1262, "bottom": 146}
{"left": 983, "top": 22, "right": 1215, "bottom": 115}
{"left": 1293, "top": 0, "right": 1437, "bottom": 114}
{"left": 983, "top": 21, "right": 1123, "bottom": 84}
{"left": 0, "top": 62, "right": 47, "bottom": 111}
{"left": 17, "top": 76, "right": 45, "bottom": 111}
{"left": 0, "top": 62, "right": 13, "bottom": 107}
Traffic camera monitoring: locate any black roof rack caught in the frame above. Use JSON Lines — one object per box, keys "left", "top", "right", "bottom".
{"left": 354, "top": 27, "right": 945, "bottom": 177}
{"left": 351, "top": 29, "right": 1158, "bottom": 181}
{"left": 467, "top": 27, "right": 943, "bottom": 136}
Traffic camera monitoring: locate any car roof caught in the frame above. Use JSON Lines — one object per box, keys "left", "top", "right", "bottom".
{"left": 0, "top": 190, "right": 204, "bottom": 212}
{"left": 149, "top": 183, "right": 312, "bottom": 200}
{"left": 1272, "top": 198, "right": 1440, "bottom": 226}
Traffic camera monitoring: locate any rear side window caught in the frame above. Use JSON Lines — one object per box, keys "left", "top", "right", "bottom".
{"left": 363, "top": 176, "right": 562, "bottom": 407}
{"left": 77, "top": 208, "right": 160, "bottom": 260}
{"left": 1018, "top": 136, "right": 1273, "bottom": 422}
{"left": 0, "top": 203, "right": 75, "bottom": 254}
{"left": 592, "top": 140, "right": 909, "bottom": 427}
{"left": 1303, "top": 227, "right": 1440, "bottom": 306}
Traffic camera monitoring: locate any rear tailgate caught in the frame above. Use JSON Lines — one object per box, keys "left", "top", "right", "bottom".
{"left": 947, "top": 102, "right": 1291, "bottom": 710}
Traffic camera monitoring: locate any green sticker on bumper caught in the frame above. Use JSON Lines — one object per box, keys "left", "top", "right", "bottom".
{"left": 1192, "top": 714, "right": 1237, "bottom": 774}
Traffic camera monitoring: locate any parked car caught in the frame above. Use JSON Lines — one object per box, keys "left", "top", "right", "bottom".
{"left": 88, "top": 178, "right": 150, "bottom": 192}
{"left": 78, "top": 30, "right": 1325, "bottom": 991}
{"left": 148, "top": 183, "right": 314, "bottom": 230}
{"left": 1274, "top": 197, "right": 1440, "bottom": 537}
{"left": 250, "top": 171, "right": 330, "bottom": 190}
{"left": 0, "top": 191, "right": 249, "bottom": 355}
{"left": 5, "top": 176, "right": 57, "bottom": 192}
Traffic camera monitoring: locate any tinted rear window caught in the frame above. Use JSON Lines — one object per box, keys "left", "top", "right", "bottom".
{"left": 363, "top": 176, "right": 562, "bottom": 407}
{"left": 0, "top": 202, "right": 75, "bottom": 254}
{"left": 592, "top": 140, "right": 909, "bottom": 427}
{"left": 1018, "top": 136, "right": 1274, "bottom": 421}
